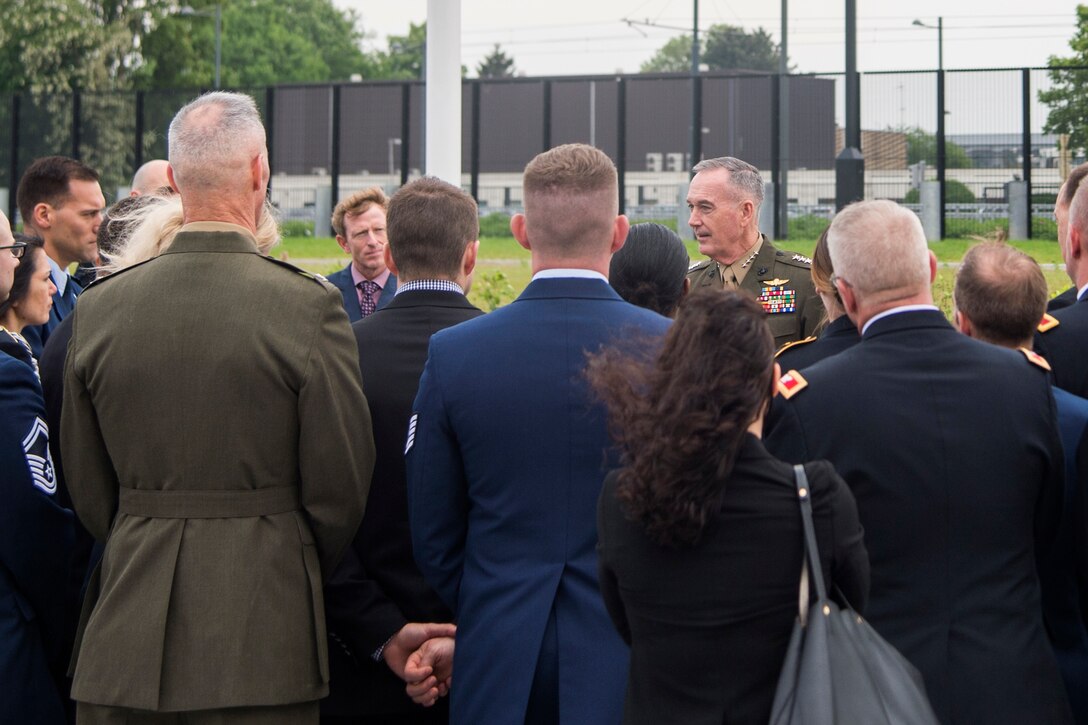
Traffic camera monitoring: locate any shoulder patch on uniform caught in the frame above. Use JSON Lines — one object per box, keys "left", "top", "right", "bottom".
{"left": 262, "top": 256, "right": 330, "bottom": 287}
{"left": 775, "top": 336, "right": 817, "bottom": 358}
{"left": 778, "top": 370, "right": 808, "bottom": 399}
{"left": 1019, "top": 347, "right": 1052, "bottom": 371}
{"left": 22, "top": 417, "right": 57, "bottom": 494}
{"left": 1037, "top": 313, "right": 1060, "bottom": 333}
{"left": 774, "top": 250, "right": 813, "bottom": 269}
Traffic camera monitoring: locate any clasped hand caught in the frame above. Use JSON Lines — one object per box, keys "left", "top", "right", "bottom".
{"left": 381, "top": 622, "right": 457, "bottom": 707}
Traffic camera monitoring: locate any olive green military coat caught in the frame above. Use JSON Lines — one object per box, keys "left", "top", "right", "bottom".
{"left": 62, "top": 228, "right": 375, "bottom": 712}
{"left": 687, "top": 235, "right": 824, "bottom": 348}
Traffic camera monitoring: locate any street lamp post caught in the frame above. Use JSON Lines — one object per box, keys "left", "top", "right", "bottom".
{"left": 913, "top": 17, "right": 945, "bottom": 238}
{"left": 179, "top": 4, "right": 222, "bottom": 89}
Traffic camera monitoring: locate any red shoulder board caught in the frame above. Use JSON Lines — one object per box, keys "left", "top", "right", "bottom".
{"left": 1019, "top": 347, "right": 1052, "bottom": 372}
{"left": 778, "top": 370, "right": 808, "bottom": 399}
{"left": 1038, "top": 313, "right": 1060, "bottom": 333}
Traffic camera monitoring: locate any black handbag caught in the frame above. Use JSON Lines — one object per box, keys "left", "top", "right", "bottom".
{"left": 768, "top": 464, "right": 940, "bottom": 725}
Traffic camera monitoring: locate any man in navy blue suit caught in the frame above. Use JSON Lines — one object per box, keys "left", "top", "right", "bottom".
{"left": 406, "top": 144, "right": 671, "bottom": 724}
{"left": 327, "top": 187, "right": 397, "bottom": 322}
{"left": 953, "top": 241, "right": 1088, "bottom": 722}
{"left": 15, "top": 156, "right": 104, "bottom": 357}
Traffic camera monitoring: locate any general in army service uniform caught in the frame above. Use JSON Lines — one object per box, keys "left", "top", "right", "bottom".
{"left": 685, "top": 157, "right": 822, "bottom": 347}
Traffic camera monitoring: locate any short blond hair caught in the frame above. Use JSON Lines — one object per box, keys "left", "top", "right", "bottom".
{"left": 522, "top": 144, "right": 617, "bottom": 255}
{"left": 331, "top": 187, "right": 388, "bottom": 238}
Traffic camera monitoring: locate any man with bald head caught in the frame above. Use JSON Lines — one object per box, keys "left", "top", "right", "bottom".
{"left": 407, "top": 144, "right": 670, "bottom": 724}
{"left": 62, "top": 92, "right": 375, "bottom": 724}
{"left": 767, "top": 200, "right": 1071, "bottom": 724}
{"left": 129, "top": 159, "right": 171, "bottom": 197}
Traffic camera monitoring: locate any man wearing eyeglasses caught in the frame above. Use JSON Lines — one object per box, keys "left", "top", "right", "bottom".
{"left": 15, "top": 156, "right": 104, "bottom": 358}
{"left": 0, "top": 208, "right": 75, "bottom": 724}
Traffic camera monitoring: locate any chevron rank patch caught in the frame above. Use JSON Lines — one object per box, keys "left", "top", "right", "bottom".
{"left": 22, "top": 416, "right": 56, "bottom": 494}
{"left": 1019, "top": 347, "right": 1052, "bottom": 371}
{"left": 758, "top": 279, "right": 797, "bottom": 314}
{"left": 405, "top": 413, "right": 418, "bottom": 455}
{"left": 778, "top": 370, "right": 808, "bottom": 399}
{"left": 1038, "top": 313, "right": 1059, "bottom": 333}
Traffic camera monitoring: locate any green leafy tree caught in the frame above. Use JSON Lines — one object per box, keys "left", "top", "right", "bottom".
{"left": 371, "top": 21, "right": 427, "bottom": 80}
{"left": 905, "top": 127, "right": 973, "bottom": 169}
{"left": 477, "top": 44, "right": 516, "bottom": 79}
{"left": 134, "top": 0, "right": 372, "bottom": 89}
{"left": 641, "top": 24, "right": 786, "bottom": 74}
{"left": 1040, "top": 5, "right": 1088, "bottom": 152}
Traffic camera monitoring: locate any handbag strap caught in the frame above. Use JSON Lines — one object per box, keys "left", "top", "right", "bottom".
{"left": 793, "top": 464, "right": 828, "bottom": 603}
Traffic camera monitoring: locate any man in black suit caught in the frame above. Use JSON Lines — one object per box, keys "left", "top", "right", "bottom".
{"left": 1037, "top": 175, "right": 1088, "bottom": 399}
{"left": 767, "top": 199, "right": 1071, "bottom": 724}
{"left": 1047, "top": 163, "right": 1088, "bottom": 313}
{"left": 322, "top": 176, "right": 483, "bottom": 724}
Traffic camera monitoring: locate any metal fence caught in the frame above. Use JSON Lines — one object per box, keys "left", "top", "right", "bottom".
{"left": 1, "top": 66, "right": 1082, "bottom": 239}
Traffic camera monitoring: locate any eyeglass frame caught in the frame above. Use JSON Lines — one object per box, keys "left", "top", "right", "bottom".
{"left": 0, "top": 242, "right": 28, "bottom": 259}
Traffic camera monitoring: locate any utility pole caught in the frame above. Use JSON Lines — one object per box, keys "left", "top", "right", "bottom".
{"left": 835, "top": 0, "right": 864, "bottom": 209}
{"left": 779, "top": 0, "right": 789, "bottom": 237}
{"left": 690, "top": 0, "right": 702, "bottom": 172}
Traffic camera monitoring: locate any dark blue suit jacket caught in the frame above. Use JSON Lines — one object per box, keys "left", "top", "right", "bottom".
{"left": 0, "top": 350, "right": 74, "bottom": 724}
{"left": 767, "top": 310, "right": 1072, "bottom": 724}
{"left": 407, "top": 277, "right": 670, "bottom": 724}
{"left": 22, "top": 270, "right": 81, "bottom": 359}
{"left": 1044, "top": 387, "right": 1088, "bottom": 722}
{"left": 326, "top": 263, "right": 396, "bottom": 323}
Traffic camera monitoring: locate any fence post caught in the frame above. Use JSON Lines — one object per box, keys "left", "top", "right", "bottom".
{"left": 470, "top": 80, "right": 481, "bottom": 203}
{"left": 71, "top": 89, "right": 82, "bottom": 160}
{"left": 771, "top": 73, "right": 781, "bottom": 240}
{"left": 1021, "top": 68, "right": 1032, "bottom": 239}
{"left": 542, "top": 80, "right": 551, "bottom": 152}
{"left": 937, "top": 69, "right": 946, "bottom": 239}
{"left": 9, "top": 94, "right": 19, "bottom": 223}
{"left": 400, "top": 83, "right": 410, "bottom": 187}
{"left": 134, "top": 90, "right": 145, "bottom": 172}
{"left": 330, "top": 84, "right": 341, "bottom": 208}
{"left": 265, "top": 86, "right": 275, "bottom": 196}
{"left": 616, "top": 77, "right": 626, "bottom": 215}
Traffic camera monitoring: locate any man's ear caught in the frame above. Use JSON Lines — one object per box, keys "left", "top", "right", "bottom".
{"left": 166, "top": 164, "right": 180, "bottom": 194}
{"left": 511, "top": 213, "right": 530, "bottom": 251}
{"left": 249, "top": 154, "right": 263, "bottom": 191}
{"left": 463, "top": 240, "right": 479, "bottom": 278}
{"left": 335, "top": 234, "right": 350, "bottom": 255}
{"left": 928, "top": 250, "right": 938, "bottom": 284}
{"left": 1071, "top": 224, "right": 1085, "bottom": 261}
{"left": 31, "top": 202, "right": 52, "bottom": 230}
{"left": 837, "top": 278, "right": 859, "bottom": 319}
{"left": 610, "top": 215, "right": 630, "bottom": 254}
{"left": 953, "top": 308, "right": 973, "bottom": 337}
{"left": 384, "top": 243, "right": 399, "bottom": 277}
{"left": 771, "top": 362, "right": 782, "bottom": 398}
{"left": 741, "top": 199, "right": 756, "bottom": 227}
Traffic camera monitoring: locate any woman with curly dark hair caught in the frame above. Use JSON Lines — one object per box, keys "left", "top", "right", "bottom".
{"left": 588, "top": 290, "right": 869, "bottom": 725}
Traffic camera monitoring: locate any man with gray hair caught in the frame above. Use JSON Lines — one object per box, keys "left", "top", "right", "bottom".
{"left": 685, "top": 156, "right": 822, "bottom": 346}
{"left": 767, "top": 200, "right": 1071, "bottom": 724}
{"left": 61, "top": 92, "right": 376, "bottom": 724}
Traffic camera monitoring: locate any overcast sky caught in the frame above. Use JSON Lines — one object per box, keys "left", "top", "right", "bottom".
{"left": 336, "top": 0, "right": 1083, "bottom": 77}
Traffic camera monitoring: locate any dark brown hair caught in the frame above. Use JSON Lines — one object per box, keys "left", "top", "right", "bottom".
{"left": 954, "top": 241, "right": 1047, "bottom": 347}
{"left": 0, "top": 236, "right": 45, "bottom": 318}
{"left": 587, "top": 290, "right": 775, "bottom": 548}
{"left": 386, "top": 177, "right": 478, "bottom": 280}
{"left": 17, "top": 156, "right": 100, "bottom": 225}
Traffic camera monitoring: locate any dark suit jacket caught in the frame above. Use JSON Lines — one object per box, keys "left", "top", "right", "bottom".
{"left": 322, "top": 288, "right": 483, "bottom": 719}
{"left": 22, "top": 270, "right": 81, "bottom": 359}
{"left": 1049, "top": 286, "right": 1078, "bottom": 313}
{"left": 774, "top": 314, "right": 859, "bottom": 371}
{"left": 407, "top": 277, "right": 671, "bottom": 724}
{"left": 0, "top": 350, "right": 73, "bottom": 725}
{"left": 1045, "top": 387, "right": 1088, "bottom": 722}
{"left": 326, "top": 263, "right": 396, "bottom": 323}
{"left": 1036, "top": 295, "right": 1088, "bottom": 399}
{"left": 767, "top": 309, "right": 1072, "bottom": 724}
{"left": 597, "top": 436, "right": 869, "bottom": 725}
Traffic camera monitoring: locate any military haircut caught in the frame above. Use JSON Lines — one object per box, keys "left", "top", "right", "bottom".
{"left": 168, "top": 92, "right": 265, "bottom": 193}
{"left": 386, "top": 177, "right": 477, "bottom": 281}
{"left": 522, "top": 143, "right": 617, "bottom": 256}
{"left": 955, "top": 242, "right": 1047, "bottom": 348}
{"left": 692, "top": 156, "right": 765, "bottom": 211}
{"left": 17, "top": 156, "right": 101, "bottom": 225}
{"left": 1059, "top": 162, "right": 1088, "bottom": 209}
{"left": 331, "top": 186, "right": 388, "bottom": 238}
